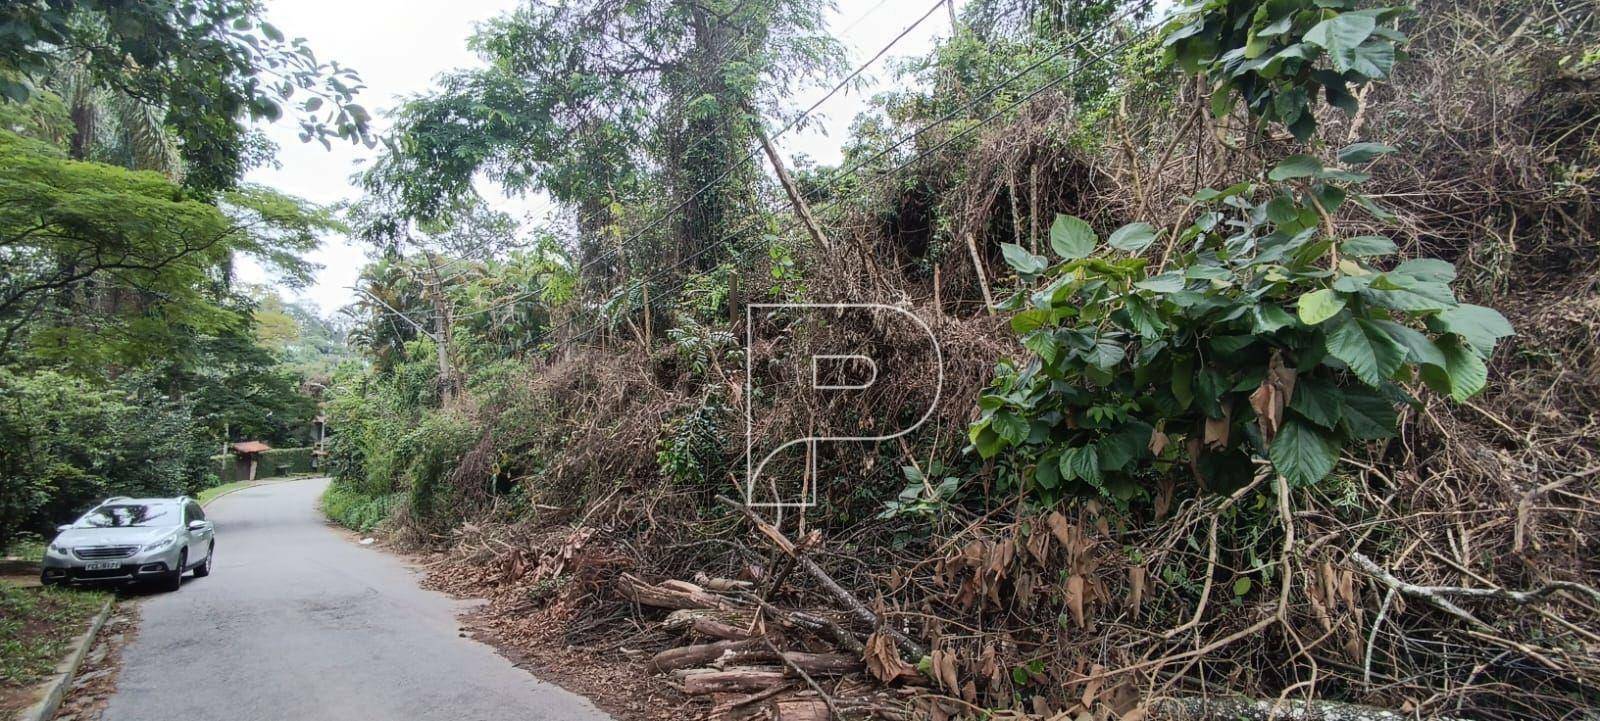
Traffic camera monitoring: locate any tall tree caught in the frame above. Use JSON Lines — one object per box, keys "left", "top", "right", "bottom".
{"left": 0, "top": 131, "right": 342, "bottom": 365}
{"left": 0, "top": 0, "right": 373, "bottom": 191}
{"left": 361, "top": 0, "right": 844, "bottom": 276}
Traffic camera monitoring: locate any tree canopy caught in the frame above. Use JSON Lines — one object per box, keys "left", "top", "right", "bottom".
{"left": 0, "top": 0, "right": 373, "bottom": 190}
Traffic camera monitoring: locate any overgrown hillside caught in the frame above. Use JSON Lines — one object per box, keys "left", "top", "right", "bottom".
{"left": 326, "top": 1, "right": 1599, "bottom": 719}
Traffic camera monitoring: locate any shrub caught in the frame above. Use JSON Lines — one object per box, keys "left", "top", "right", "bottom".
{"left": 258, "top": 447, "right": 315, "bottom": 477}
{"left": 321, "top": 479, "right": 399, "bottom": 533}
{"left": 0, "top": 370, "right": 212, "bottom": 546}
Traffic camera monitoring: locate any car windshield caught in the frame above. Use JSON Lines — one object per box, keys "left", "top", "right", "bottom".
{"left": 77, "top": 504, "right": 177, "bottom": 529}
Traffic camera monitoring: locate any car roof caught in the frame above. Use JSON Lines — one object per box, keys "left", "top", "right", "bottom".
{"left": 99, "top": 497, "right": 188, "bottom": 506}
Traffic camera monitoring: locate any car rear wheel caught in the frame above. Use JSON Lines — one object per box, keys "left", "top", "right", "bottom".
{"left": 160, "top": 550, "right": 186, "bottom": 592}
{"left": 192, "top": 544, "right": 213, "bottom": 578}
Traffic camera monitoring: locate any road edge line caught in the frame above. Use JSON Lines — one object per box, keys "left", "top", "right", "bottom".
{"left": 15, "top": 597, "right": 113, "bottom": 721}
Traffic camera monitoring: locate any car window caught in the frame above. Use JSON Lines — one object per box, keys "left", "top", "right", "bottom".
{"left": 187, "top": 502, "right": 205, "bottom": 522}
{"left": 78, "top": 504, "right": 178, "bottom": 528}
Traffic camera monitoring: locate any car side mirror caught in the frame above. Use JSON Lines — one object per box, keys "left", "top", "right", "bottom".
{"left": 187, "top": 520, "right": 209, "bottom": 531}
{"left": 56, "top": 524, "right": 71, "bottom": 533}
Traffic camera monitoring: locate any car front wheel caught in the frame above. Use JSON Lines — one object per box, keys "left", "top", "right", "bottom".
{"left": 160, "top": 550, "right": 186, "bottom": 592}
{"left": 192, "top": 544, "right": 213, "bottom": 578}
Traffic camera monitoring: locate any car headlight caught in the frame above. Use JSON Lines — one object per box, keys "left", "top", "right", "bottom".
{"left": 47, "top": 541, "right": 69, "bottom": 555}
{"left": 143, "top": 535, "right": 179, "bottom": 553}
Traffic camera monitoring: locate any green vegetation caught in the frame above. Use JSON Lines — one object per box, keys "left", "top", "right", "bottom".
{"left": 321, "top": 481, "right": 399, "bottom": 534}
{"left": 4, "top": 0, "right": 1596, "bottom": 716}
{"left": 0, "top": 4, "right": 364, "bottom": 548}
{"left": 1, "top": 537, "right": 45, "bottom": 562}
{"left": 0, "top": 583, "right": 106, "bottom": 689}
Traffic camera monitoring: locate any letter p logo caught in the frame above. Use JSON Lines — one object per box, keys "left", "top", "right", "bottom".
{"left": 743, "top": 303, "right": 942, "bottom": 511}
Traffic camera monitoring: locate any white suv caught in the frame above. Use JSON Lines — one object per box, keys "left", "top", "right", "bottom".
{"left": 41, "top": 497, "right": 216, "bottom": 591}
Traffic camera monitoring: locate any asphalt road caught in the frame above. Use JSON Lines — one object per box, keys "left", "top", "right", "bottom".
{"left": 104, "top": 477, "right": 611, "bottom": 721}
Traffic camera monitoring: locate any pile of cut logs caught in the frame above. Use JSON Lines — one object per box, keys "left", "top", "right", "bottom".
{"left": 618, "top": 571, "right": 912, "bottom": 720}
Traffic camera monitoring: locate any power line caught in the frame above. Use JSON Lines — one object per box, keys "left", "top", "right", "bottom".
{"left": 539, "top": 9, "right": 1159, "bottom": 350}
{"left": 460, "top": 0, "right": 952, "bottom": 319}
{"left": 391, "top": 2, "right": 1156, "bottom": 357}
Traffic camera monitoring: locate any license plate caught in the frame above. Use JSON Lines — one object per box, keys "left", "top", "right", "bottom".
{"left": 84, "top": 561, "right": 120, "bottom": 571}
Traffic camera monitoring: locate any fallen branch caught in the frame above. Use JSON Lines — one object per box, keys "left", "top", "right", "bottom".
{"left": 651, "top": 638, "right": 764, "bottom": 673}
{"left": 717, "top": 648, "right": 862, "bottom": 676}
{"left": 765, "top": 638, "right": 844, "bottom": 720}
{"left": 618, "top": 573, "right": 734, "bottom": 610}
{"left": 718, "top": 496, "right": 928, "bottom": 659}
{"left": 662, "top": 608, "right": 757, "bottom": 640}
{"left": 1349, "top": 552, "right": 1600, "bottom": 618}
{"left": 681, "top": 667, "right": 789, "bottom": 695}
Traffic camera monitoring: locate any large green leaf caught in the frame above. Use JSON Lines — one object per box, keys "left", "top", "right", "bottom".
{"left": 970, "top": 424, "right": 1003, "bottom": 459}
{"left": 1348, "top": 39, "right": 1397, "bottom": 78}
{"left": 1269, "top": 154, "right": 1323, "bottom": 181}
{"left": 1270, "top": 417, "right": 1340, "bottom": 487}
{"left": 1059, "top": 445, "right": 1102, "bottom": 486}
{"left": 1050, "top": 215, "right": 1096, "bottom": 260}
{"left": 1304, "top": 13, "right": 1377, "bottom": 73}
{"left": 1341, "top": 235, "right": 1396, "bottom": 257}
{"left": 1135, "top": 272, "right": 1186, "bottom": 293}
{"left": 1339, "top": 386, "right": 1398, "bottom": 440}
{"left": 1010, "top": 309, "right": 1053, "bottom": 335}
{"left": 1392, "top": 258, "right": 1456, "bottom": 283}
{"left": 1326, "top": 316, "right": 1407, "bottom": 386}
{"left": 992, "top": 411, "right": 1029, "bottom": 444}
{"left": 1034, "top": 453, "right": 1062, "bottom": 489}
{"left": 1097, "top": 423, "right": 1151, "bottom": 471}
{"left": 1437, "top": 304, "right": 1513, "bottom": 356}
{"left": 1297, "top": 289, "right": 1346, "bottom": 325}
{"left": 1082, "top": 337, "right": 1126, "bottom": 370}
{"left": 1371, "top": 319, "right": 1446, "bottom": 367}
{"left": 1001, "top": 243, "right": 1048, "bottom": 276}
{"left": 1107, "top": 222, "right": 1158, "bottom": 253}
{"left": 1022, "top": 329, "right": 1060, "bottom": 364}
{"left": 1364, "top": 275, "right": 1456, "bottom": 312}
{"left": 1336, "top": 142, "right": 1396, "bottom": 164}
{"left": 1289, "top": 377, "right": 1343, "bottom": 429}
{"left": 1424, "top": 335, "right": 1489, "bottom": 401}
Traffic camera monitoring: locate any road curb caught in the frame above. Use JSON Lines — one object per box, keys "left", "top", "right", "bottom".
{"left": 15, "top": 598, "right": 112, "bottom": 721}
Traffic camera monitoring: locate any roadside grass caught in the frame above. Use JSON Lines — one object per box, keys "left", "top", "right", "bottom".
{"left": 2, "top": 537, "right": 45, "bottom": 562}
{"left": 321, "top": 481, "right": 398, "bottom": 533}
{"left": 196, "top": 480, "right": 259, "bottom": 506}
{"left": 0, "top": 581, "right": 107, "bottom": 695}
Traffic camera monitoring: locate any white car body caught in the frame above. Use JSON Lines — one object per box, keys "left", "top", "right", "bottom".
{"left": 41, "top": 497, "right": 215, "bottom": 590}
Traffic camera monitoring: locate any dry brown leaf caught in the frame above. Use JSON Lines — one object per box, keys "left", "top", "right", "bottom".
{"left": 1047, "top": 511, "right": 1070, "bottom": 546}
{"left": 933, "top": 648, "right": 959, "bottom": 691}
{"left": 863, "top": 631, "right": 917, "bottom": 683}
{"left": 1147, "top": 428, "right": 1169, "bottom": 456}
{"left": 1250, "top": 351, "right": 1298, "bottom": 443}
{"left": 1203, "top": 399, "right": 1232, "bottom": 449}
{"left": 1154, "top": 477, "right": 1174, "bottom": 520}
{"left": 1081, "top": 664, "right": 1105, "bottom": 709}
{"left": 1027, "top": 524, "right": 1051, "bottom": 564}
{"left": 1065, "top": 574, "right": 1086, "bottom": 628}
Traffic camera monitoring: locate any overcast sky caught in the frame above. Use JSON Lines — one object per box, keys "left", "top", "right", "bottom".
{"left": 238, "top": 0, "right": 962, "bottom": 317}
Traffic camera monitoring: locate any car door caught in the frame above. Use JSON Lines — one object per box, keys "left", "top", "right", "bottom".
{"left": 185, "top": 501, "right": 213, "bottom": 565}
